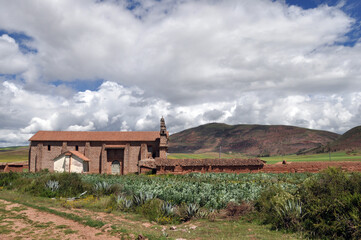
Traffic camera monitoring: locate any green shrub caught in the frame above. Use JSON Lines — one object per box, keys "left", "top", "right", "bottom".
{"left": 225, "top": 201, "right": 253, "bottom": 218}
{"left": 0, "top": 172, "right": 20, "bottom": 187}
{"left": 135, "top": 198, "right": 163, "bottom": 222}
{"left": 57, "top": 173, "right": 87, "bottom": 197}
{"left": 300, "top": 167, "right": 361, "bottom": 239}
{"left": 254, "top": 185, "right": 303, "bottom": 231}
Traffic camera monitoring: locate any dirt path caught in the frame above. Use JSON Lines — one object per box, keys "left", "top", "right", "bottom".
{"left": 0, "top": 199, "right": 124, "bottom": 240}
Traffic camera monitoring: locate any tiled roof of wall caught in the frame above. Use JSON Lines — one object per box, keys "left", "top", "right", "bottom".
{"left": 155, "top": 158, "right": 265, "bottom": 167}
{"left": 29, "top": 131, "right": 161, "bottom": 142}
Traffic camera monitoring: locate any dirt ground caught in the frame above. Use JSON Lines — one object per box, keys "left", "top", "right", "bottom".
{"left": 0, "top": 199, "right": 126, "bottom": 240}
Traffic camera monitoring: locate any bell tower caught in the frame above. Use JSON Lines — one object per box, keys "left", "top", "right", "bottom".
{"left": 159, "top": 117, "right": 168, "bottom": 158}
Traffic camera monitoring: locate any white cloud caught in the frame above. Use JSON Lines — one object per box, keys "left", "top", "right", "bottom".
{"left": 0, "top": 0, "right": 360, "bottom": 146}
{"left": 0, "top": 34, "right": 29, "bottom": 74}
{"left": 1, "top": 80, "right": 361, "bottom": 146}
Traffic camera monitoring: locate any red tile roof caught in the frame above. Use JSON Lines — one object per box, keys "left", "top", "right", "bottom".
{"left": 68, "top": 151, "right": 90, "bottom": 161}
{"left": 29, "top": 131, "right": 162, "bottom": 142}
{"left": 59, "top": 151, "right": 90, "bottom": 161}
{"left": 155, "top": 158, "right": 265, "bottom": 167}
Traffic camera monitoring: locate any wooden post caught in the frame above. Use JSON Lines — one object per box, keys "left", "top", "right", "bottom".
{"left": 69, "top": 156, "right": 72, "bottom": 173}
{"left": 123, "top": 144, "right": 130, "bottom": 175}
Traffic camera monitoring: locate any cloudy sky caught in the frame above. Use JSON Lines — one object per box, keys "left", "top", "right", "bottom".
{"left": 0, "top": 0, "right": 361, "bottom": 146}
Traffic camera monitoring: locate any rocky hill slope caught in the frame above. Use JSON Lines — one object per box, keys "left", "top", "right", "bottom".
{"left": 169, "top": 123, "right": 340, "bottom": 156}
{"left": 330, "top": 126, "right": 361, "bottom": 152}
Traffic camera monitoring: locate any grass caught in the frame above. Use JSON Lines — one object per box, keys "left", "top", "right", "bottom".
{"left": 0, "top": 146, "right": 28, "bottom": 163}
{"left": 260, "top": 151, "right": 361, "bottom": 164}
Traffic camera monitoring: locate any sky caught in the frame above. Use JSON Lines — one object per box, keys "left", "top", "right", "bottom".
{"left": 0, "top": 0, "right": 361, "bottom": 147}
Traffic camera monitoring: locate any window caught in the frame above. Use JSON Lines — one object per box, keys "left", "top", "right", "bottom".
{"left": 147, "top": 146, "right": 153, "bottom": 153}
{"left": 48, "top": 145, "right": 51, "bottom": 151}
{"left": 75, "top": 145, "right": 79, "bottom": 151}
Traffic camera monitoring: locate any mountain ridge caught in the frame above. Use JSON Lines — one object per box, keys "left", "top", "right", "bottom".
{"left": 169, "top": 123, "right": 341, "bottom": 156}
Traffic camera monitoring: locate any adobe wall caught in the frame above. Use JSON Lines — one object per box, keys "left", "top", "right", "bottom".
{"left": 152, "top": 158, "right": 265, "bottom": 174}
{"left": 152, "top": 160, "right": 361, "bottom": 174}
{"left": 0, "top": 162, "right": 28, "bottom": 173}
{"left": 156, "top": 165, "right": 263, "bottom": 174}
{"left": 30, "top": 141, "right": 63, "bottom": 171}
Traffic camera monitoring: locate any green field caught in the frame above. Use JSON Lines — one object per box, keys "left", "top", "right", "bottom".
{"left": 168, "top": 151, "right": 361, "bottom": 164}
{"left": 260, "top": 151, "right": 361, "bottom": 164}
{"left": 0, "top": 146, "right": 28, "bottom": 163}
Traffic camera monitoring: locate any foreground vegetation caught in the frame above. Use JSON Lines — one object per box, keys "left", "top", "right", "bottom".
{"left": 0, "top": 191, "right": 296, "bottom": 240}
{"left": 1, "top": 169, "right": 361, "bottom": 239}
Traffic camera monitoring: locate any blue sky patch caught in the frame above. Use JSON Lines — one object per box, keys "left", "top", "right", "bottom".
{"left": 50, "top": 79, "right": 104, "bottom": 92}
{"left": 286, "top": 0, "right": 361, "bottom": 46}
{"left": 0, "top": 29, "right": 37, "bottom": 54}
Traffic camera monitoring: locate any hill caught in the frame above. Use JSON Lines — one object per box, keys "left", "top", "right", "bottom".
{"left": 169, "top": 123, "right": 340, "bottom": 156}
{"left": 0, "top": 146, "right": 29, "bottom": 162}
{"left": 330, "top": 126, "right": 361, "bottom": 152}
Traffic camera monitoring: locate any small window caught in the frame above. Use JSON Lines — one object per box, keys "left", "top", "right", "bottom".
{"left": 48, "top": 145, "right": 51, "bottom": 151}
{"left": 75, "top": 145, "right": 79, "bottom": 151}
{"left": 147, "top": 146, "right": 153, "bottom": 153}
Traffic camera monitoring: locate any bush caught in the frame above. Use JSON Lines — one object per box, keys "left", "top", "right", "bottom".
{"left": 300, "top": 167, "right": 361, "bottom": 239}
{"left": 226, "top": 201, "right": 253, "bottom": 218}
{"left": 135, "top": 198, "right": 163, "bottom": 222}
{"left": 254, "top": 185, "right": 303, "bottom": 231}
{"left": 57, "top": 173, "right": 87, "bottom": 197}
{"left": 0, "top": 172, "right": 20, "bottom": 187}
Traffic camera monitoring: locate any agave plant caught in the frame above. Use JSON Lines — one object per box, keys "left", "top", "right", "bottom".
{"left": 186, "top": 203, "right": 199, "bottom": 218}
{"left": 196, "top": 209, "right": 209, "bottom": 219}
{"left": 93, "top": 181, "right": 112, "bottom": 195}
{"left": 45, "top": 180, "right": 60, "bottom": 192}
{"left": 161, "top": 201, "right": 175, "bottom": 216}
{"left": 133, "top": 192, "right": 155, "bottom": 206}
{"left": 116, "top": 195, "right": 133, "bottom": 209}
{"left": 275, "top": 198, "right": 303, "bottom": 230}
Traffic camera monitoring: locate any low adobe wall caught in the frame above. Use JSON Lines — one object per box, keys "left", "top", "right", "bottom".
{"left": 0, "top": 162, "right": 28, "bottom": 173}
{"left": 139, "top": 158, "right": 361, "bottom": 174}
{"left": 141, "top": 158, "right": 265, "bottom": 174}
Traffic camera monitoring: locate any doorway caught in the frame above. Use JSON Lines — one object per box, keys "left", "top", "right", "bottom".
{"left": 111, "top": 160, "right": 120, "bottom": 174}
{"left": 107, "top": 149, "right": 124, "bottom": 175}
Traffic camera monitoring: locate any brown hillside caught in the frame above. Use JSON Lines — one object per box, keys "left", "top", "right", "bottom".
{"left": 169, "top": 123, "right": 339, "bottom": 156}
{"left": 330, "top": 126, "right": 361, "bottom": 151}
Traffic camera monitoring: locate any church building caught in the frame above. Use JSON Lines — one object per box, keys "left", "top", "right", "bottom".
{"left": 28, "top": 118, "right": 168, "bottom": 174}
